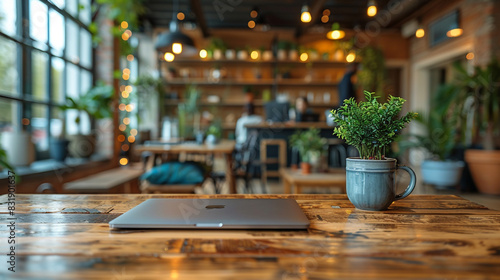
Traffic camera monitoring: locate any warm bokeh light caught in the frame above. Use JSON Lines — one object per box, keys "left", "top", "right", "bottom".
{"left": 323, "top": 9, "right": 330, "bottom": 16}
{"left": 122, "top": 91, "right": 129, "bottom": 98}
{"left": 119, "top": 103, "right": 126, "bottom": 111}
{"left": 164, "top": 52, "right": 175, "bottom": 62}
{"left": 125, "top": 85, "right": 133, "bottom": 92}
{"left": 447, "top": 28, "right": 463, "bottom": 37}
{"left": 327, "top": 30, "right": 345, "bottom": 40}
{"left": 121, "top": 32, "right": 130, "bottom": 41}
{"left": 346, "top": 51, "right": 356, "bottom": 63}
{"left": 251, "top": 10, "right": 258, "bottom": 18}
{"left": 299, "top": 52, "right": 308, "bottom": 62}
{"left": 172, "top": 43, "right": 182, "bottom": 54}
{"left": 122, "top": 144, "right": 130, "bottom": 152}
{"left": 415, "top": 28, "right": 425, "bottom": 38}
{"left": 199, "top": 49, "right": 207, "bottom": 59}
{"left": 301, "top": 11, "right": 311, "bottom": 23}
{"left": 119, "top": 158, "right": 128, "bottom": 165}
{"left": 121, "top": 21, "right": 128, "bottom": 29}
{"left": 128, "top": 136, "right": 135, "bottom": 143}
{"left": 127, "top": 54, "right": 134, "bottom": 61}
{"left": 122, "top": 74, "right": 129, "bottom": 80}
{"left": 22, "top": 118, "right": 30, "bottom": 125}
{"left": 466, "top": 52, "right": 475, "bottom": 60}
{"left": 367, "top": 6, "right": 377, "bottom": 17}
{"left": 250, "top": 50, "right": 259, "bottom": 60}
{"left": 118, "top": 135, "right": 126, "bottom": 142}
{"left": 119, "top": 85, "right": 126, "bottom": 92}
{"left": 125, "top": 104, "right": 133, "bottom": 112}
{"left": 123, "top": 118, "right": 130, "bottom": 125}
{"left": 119, "top": 124, "right": 126, "bottom": 131}
{"left": 248, "top": 20, "right": 256, "bottom": 29}
{"left": 177, "top": 12, "right": 185, "bottom": 21}
{"left": 123, "top": 68, "right": 130, "bottom": 75}
{"left": 130, "top": 129, "right": 138, "bottom": 136}
{"left": 321, "top": 15, "right": 329, "bottom": 23}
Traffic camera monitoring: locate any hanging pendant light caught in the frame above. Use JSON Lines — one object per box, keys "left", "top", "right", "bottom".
{"left": 155, "top": 0, "right": 197, "bottom": 58}
{"left": 301, "top": 4, "right": 312, "bottom": 23}
{"left": 367, "top": 0, "right": 377, "bottom": 17}
{"left": 327, "top": 23, "right": 345, "bottom": 40}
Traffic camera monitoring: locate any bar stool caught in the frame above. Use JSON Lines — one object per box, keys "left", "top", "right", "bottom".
{"left": 260, "top": 139, "right": 287, "bottom": 193}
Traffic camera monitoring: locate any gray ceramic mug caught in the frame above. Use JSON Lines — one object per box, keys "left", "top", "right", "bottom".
{"left": 346, "top": 158, "right": 416, "bottom": 211}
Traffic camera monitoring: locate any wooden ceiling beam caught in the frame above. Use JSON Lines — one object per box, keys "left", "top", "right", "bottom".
{"left": 190, "top": 0, "right": 210, "bottom": 38}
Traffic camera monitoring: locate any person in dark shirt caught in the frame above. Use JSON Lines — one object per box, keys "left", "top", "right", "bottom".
{"left": 338, "top": 63, "right": 358, "bottom": 106}
{"left": 295, "top": 96, "right": 313, "bottom": 122}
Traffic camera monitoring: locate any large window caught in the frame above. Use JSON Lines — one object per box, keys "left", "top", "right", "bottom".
{"left": 0, "top": 0, "right": 93, "bottom": 159}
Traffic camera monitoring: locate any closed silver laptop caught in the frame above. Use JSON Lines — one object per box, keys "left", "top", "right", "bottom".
{"left": 109, "top": 198, "right": 310, "bottom": 229}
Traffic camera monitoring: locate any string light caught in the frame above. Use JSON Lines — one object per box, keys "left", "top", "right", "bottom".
{"left": 199, "top": 49, "right": 208, "bottom": 59}
{"left": 119, "top": 124, "right": 126, "bottom": 131}
{"left": 119, "top": 103, "right": 126, "bottom": 111}
{"left": 119, "top": 158, "right": 128, "bottom": 165}
{"left": 250, "top": 9, "right": 258, "bottom": 18}
{"left": 122, "top": 144, "right": 130, "bottom": 152}
{"left": 121, "top": 21, "right": 128, "bottom": 29}
{"left": 248, "top": 20, "right": 256, "bottom": 29}
{"left": 130, "top": 129, "right": 138, "bottom": 136}
{"left": 22, "top": 118, "right": 30, "bottom": 125}
{"left": 128, "top": 136, "right": 135, "bottom": 143}
{"left": 118, "top": 135, "right": 126, "bottom": 142}
{"left": 123, "top": 118, "right": 130, "bottom": 125}
{"left": 415, "top": 28, "right": 425, "bottom": 38}
{"left": 346, "top": 51, "right": 356, "bottom": 63}
{"left": 301, "top": 5, "right": 311, "bottom": 23}
{"left": 177, "top": 12, "right": 185, "bottom": 21}
{"left": 127, "top": 54, "right": 134, "bottom": 61}
{"left": 125, "top": 104, "right": 133, "bottom": 112}
{"left": 447, "top": 28, "right": 463, "bottom": 37}
{"left": 466, "top": 52, "right": 474, "bottom": 60}
{"left": 321, "top": 15, "right": 329, "bottom": 23}
{"left": 172, "top": 43, "right": 182, "bottom": 54}
{"left": 125, "top": 85, "right": 133, "bottom": 92}
{"left": 250, "top": 50, "right": 259, "bottom": 60}
{"left": 299, "top": 52, "right": 308, "bottom": 62}
{"left": 323, "top": 9, "right": 330, "bottom": 16}
{"left": 123, "top": 68, "right": 130, "bottom": 75}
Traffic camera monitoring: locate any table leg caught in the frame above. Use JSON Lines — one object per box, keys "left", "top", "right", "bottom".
{"left": 283, "top": 178, "right": 291, "bottom": 194}
{"left": 296, "top": 184, "right": 303, "bottom": 194}
{"left": 225, "top": 153, "right": 236, "bottom": 194}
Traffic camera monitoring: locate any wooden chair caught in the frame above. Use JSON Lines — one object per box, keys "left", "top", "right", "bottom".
{"left": 260, "top": 139, "right": 287, "bottom": 192}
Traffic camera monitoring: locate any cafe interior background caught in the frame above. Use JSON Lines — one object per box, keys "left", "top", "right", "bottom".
{"left": 0, "top": 0, "right": 499, "bottom": 209}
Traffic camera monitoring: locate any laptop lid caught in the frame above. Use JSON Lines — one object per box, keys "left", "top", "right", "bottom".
{"left": 109, "top": 198, "right": 309, "bottom": 229}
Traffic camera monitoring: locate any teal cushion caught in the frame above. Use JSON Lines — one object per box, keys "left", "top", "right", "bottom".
{"left": 140, "top": 162, "right": 205, "bottom": 185}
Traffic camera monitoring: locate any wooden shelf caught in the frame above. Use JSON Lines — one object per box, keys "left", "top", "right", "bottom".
{"left": 277, "top": 80, "right": 338, "bottom": 86}
{"left": 166, "top": 78, "right": 338, "bottom": 87}
{"left": 164, "top": 100, "right": 335, "bottom": 108}
{"left": 168, "top": 58, "right": 348, "bottom": 67}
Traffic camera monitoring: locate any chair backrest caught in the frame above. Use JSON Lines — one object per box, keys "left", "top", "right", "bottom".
{"left": 260, "top": 139, "right": 287, "bottom": 167}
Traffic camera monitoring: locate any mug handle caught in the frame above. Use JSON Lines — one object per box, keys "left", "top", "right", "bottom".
{"left": 394, "top": 166, "right": 417, "bottom": 201}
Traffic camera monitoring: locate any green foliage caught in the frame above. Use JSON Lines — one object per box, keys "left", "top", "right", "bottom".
{"left": 0, "top": 145, "right": 14, "bottom": 172}
{"left": 397, "top": 85, "right": 458, "bottom": 160}
{"left": 290, "top": 128, "right": 327, "bottom": 162}
{"left": 331, "top": 91, "right": 417, "bottom": 160}
{"left": 60, "top": 81, "right": 114, "bottom": 123}
{"left": 206, "top": 120, "right": 222, "bottom": 138}
{"left": 184, "top": 85, "right": 201, "bottom": 114}
{"left": 357, "top": 46, "right": 386, "bottom": 97}
{"left": 452, "top": 59, "right": 500, "bottom": 150}
{"left": 207, "top": 38, "right": 227, "bottom": 52}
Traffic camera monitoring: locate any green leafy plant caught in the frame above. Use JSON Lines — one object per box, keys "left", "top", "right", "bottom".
{"left": 452, "top": 59, "right": 500, "bottom": 150}
{"left": 397, "top": 85, "right": 458, "bottom": 161}
{"left": 0, "top": 145, "right": 14, "bottom": 172}
{"left": 357, "top": 46, "right": 386, "bottom": 97}
{"left": 60, "top": 81, "right": 114, "bottom": 126}
{"left": 290, "top": 128, "right": 327, "bottom": 162}
{"left": 206, "top": 119, "right": 222, "bottom": 139}
{"left": 331, "top": 91, "right": 417, "bottom": 160}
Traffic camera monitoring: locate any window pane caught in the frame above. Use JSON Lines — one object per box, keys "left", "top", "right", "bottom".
{"left": 50, "top": 107, "right": 64, "bottom": 138}
{"left": 30, "top": 0, "right": 48, "bottom": 44}
{"left": 80, "top": 111, "right": 90, "bottom": 135}
{"left": 32, "top": 50, "right": 49, "bottom": 101}
{"left": 50, "top": 0, "right": 65, "bottom": 9}
{"left": 0, "top": 37, "right": 19, "bottom": 96}
{"left": 49, "top": 9, "right": 65, "bottom": 51}
{"left": 80, "top": 69, "right": 92, "bottom": 94}
{"left": 66, "top": 63, "right": 79, "bottom": 98}
{"left": 0, "top": 0, "right": 17, "bottom": 36}
{"left": 66, "top": 109, "right": 79, "bottom": 135}
{"left": 80, "top": 29, "right": 92, "bottom": 68}
{"left": 31, "top": 104, "right": 49, "bottom": 152}
{"left": 79, "top": 0, "right": 91, "bottom": 25}
{"left": 0, "top": 99, "right": 17, "bottom": 133}
{"left": 66, "top": 20, "right": 79, "bottom": 63}
{"left": 52, "top": 57, "right": 65, "bottom": 103}
{"left": 65, "top": 0, "right": 78, "bottom": 16}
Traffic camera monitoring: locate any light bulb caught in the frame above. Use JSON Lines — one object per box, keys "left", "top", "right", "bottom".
{"left": 250, "top": 50, "right": 259, "bottom": 60}
{"left": 346, "top": 51, "right": 356, "bottom": 63}
{"left": 415, "top": 28, "right": 425, "bottom": 38}
{"left": 447, "top": 28, "right": 463, "bottom": 37}
{"left": 367, "top": 0, "right": 377, "bottom": 17}
{"left": 248, "top": 20, "right": 256, "bottom": 29}
{"left": 466, "top": 52, "right": 474, "bottom": 60}
{"left": 199, "top": 49, "right": 207, "bottom": 59}
{"left": 327, "top": 30, "right": 345, "bottom": 40}
{"left": 299, "top": 53, "right": 308, "bottom": 62}
{"left": 301, "top": 5, "right": 311, "bottom": 23}
{"left": 172, "top": 43, "right": 182, "bottom": 54}
{"left": 164, "top": 52, "right": 175, "bottom": 62}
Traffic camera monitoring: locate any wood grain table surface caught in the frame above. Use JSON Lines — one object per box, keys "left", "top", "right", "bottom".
{"left": 1, "top": 194, "right": 499, "bottom": 280}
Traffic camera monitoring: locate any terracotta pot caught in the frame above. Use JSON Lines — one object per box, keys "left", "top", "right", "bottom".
{"left": 465, "top": 149, "right": 500, "bottom": 195}
{"left": 301, "top": 162, "right": 311, "bottom": 174}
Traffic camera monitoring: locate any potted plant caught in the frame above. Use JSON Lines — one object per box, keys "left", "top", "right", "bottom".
{"left": 60, "top": 81, "right": 114, "bottom": 158}
{"left": 276, "top": 41, "right": 288, "bottom": 61}
{"left": 397, "top": 85, "right": 465, "bottom": 189}
{"left": 0, "top": 130, "right": 35, "bottom": 167}
{"left": 49, "top": 120, "right": 70, "bottom": 162}
{"left": 290, "top": 128, "right": 327, "bottom": 174}
{"left": 452, "top": 59, "right": 500, "bottom": 194}
{"left": 205, "top": 121, "right": 222, "bottom": 145}
{"left": 331, "top": 91, "right": 418, "bottom": 211}
{"left": 208, "top": 38, "right": 226, "bottom": 60}
{"left": 0, "top": 145, "right": 15, "bottom": 172}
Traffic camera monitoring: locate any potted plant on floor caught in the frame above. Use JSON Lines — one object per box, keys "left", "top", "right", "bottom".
{"left": 397, "top": 84, "right": 464, "bottom": 189}
{"left": 452, "top": 59, "right": 500, "bottom": 194}
{"left": 60, "top": 81, "right": 114, "bottom": 158}
{"left": 331, "top": 91, "right": 418, "bottom": 210}
{"left": 290, "top": 128, "right": 327, "bottom": 174}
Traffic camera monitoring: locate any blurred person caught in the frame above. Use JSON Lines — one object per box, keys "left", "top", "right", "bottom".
{"left": 235, "top": 103, "right": 263, "bottom": 148}
{"left": 294, "top": 96, "right": 313, "bottom": 122}
{"left": 338, "top": 63, "right": 358, "bottom": 106}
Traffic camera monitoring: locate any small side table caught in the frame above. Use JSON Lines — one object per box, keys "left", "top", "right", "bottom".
{"left": 280, "top": 167, "right": 346, "bottom": 194}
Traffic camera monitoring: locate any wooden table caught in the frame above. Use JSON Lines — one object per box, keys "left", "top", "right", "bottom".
{"left": 281, "top": 167, "right": 346, "bottom": 194}
{"left": 2, "top": 194, "right": 499, "bottom": 279}
{"left": 136, "top": 140, "right": 236, "bottom": 193}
